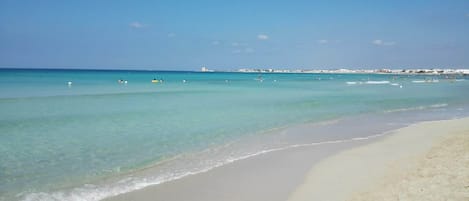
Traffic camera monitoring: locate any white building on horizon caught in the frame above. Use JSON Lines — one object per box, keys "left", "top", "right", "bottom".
{"left": 201, "top": 66, "right": 214, "bottom": 72}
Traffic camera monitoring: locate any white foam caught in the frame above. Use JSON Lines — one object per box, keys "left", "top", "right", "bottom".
{"left": 19, "top": 133, "right": 390, "bottom": 201}
{"left": 366, "top": 81, "right": 390, "bottom": 84}
{"left": 412, "top": 79, "right": 439, "bottom": 83}
{"left": 429, "top": 103, "right": 448, "bottom": 108}
{"left": 346, "top": 81, "right": 368, "bottom": 85}
{"left": 383, "top": 103, "right": 448, "bottom": 113}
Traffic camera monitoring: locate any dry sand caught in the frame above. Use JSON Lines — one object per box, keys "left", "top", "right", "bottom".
{"left": 288, "top": 117, "right": 469, "bottom": 201}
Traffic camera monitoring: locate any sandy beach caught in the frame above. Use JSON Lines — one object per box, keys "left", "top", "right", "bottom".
{"left": 288, "top": 117, "right": 469, "bottom": 201}
{"left": 103, "top": 136, "right": 371, "bottom": 201}
{"left": 103, "top": 117, "right": 469, "bottom": 201}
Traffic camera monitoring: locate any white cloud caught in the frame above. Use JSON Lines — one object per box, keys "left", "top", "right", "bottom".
{"left": 257, "top": 34, "right": 269, "bottom": 40}
{"left": 372, "top": 39, "right": 383, "bottom": 45}
{"left": 372, "top": 39, "right": 395, "bottom": 46}
{"left": 232, "top": 47, "right": 254, "bottom": 54}
{"left": 167, "top": 33, "right": 176, "bottom": 37}
{"left": 129, "top": 22, "right": 146, "bottom": 28}
{"left": 231, "top": 42, "right": 239, "bottom": 47}
{"left": 317, "top": 39, "right": 328, "bottom": 44}
{"left": 317, "top": 39, "right": 341, "bottom": 45}
{"left": 212, "top": 41, "right": 220, "bottom": 45}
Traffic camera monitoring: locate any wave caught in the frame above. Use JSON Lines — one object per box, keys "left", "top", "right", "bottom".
{"left": 20, "top": 132, "right": 389, "bottom": 201}
{"left": 346, "top": 81, "right": 359, "bottom": 85}
{"left": 366, "top": 80, "right": 390, "bottom": 84}
{"left": 346, "top": 81, "right": 391, "bottom": 85}
{"left": 383, "top": 103, "right": 448, "bottom": 113}
{"left": 412, "top": 79, "right": 439, "bottom": 83}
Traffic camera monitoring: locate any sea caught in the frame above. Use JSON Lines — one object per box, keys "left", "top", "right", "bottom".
{"left": 1, "top": 68, "right": 468, "bottom": 201}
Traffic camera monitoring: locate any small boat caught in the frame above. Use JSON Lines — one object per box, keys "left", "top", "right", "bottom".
{"left": 151, "top": 79, "right": 159, "bottom": 83}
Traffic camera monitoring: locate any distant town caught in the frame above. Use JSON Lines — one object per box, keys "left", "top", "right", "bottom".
{"left": 200, "top": 67, "right": 469, "bottom": 75}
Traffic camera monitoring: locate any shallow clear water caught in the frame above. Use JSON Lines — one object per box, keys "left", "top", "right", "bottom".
{"left": 1, "top": 69, "right": 468, "bottom": 201}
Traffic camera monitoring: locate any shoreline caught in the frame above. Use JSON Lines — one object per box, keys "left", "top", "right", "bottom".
{"left": 103, "top": 117, "right": 469, "bottom": 201}
{"left": 102, "top": 127, "right": 386, "bottom": 201}
{"left": 288, "top": 117, "right": 469, "bottom": 201}
{"left": 103, "top": 139, "right": 374, "bottom": 201}
{"left": 17, "top": 108, "right": 468, "bottom": 201}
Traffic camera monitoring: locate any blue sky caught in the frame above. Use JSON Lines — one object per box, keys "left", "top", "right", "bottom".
{"left": 1, "top": 0, "right": 468, "bottom": 70}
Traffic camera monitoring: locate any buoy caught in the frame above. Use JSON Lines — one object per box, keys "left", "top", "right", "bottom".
{"left": 182, "top": 80, "right": 186, "bottom": 83}
{"left": 67, "top": 81, "right": 72, "bottom": 86}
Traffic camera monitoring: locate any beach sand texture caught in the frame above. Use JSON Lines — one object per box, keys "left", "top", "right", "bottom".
{"left": 288, "top": 117, "right": 469, "bottom": 201}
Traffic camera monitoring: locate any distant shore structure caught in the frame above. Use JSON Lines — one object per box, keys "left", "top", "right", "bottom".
{"left": 200, "top": 66, "right": 214, "bottom": 72}
{"left": 235, "top": 68, "right": 469, "bottom": 75}
{"left": 198, "top": 66, "right": 468, "bottom": 75}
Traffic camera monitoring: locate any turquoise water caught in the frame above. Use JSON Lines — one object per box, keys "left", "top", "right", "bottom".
{"left": 1, "top": 69, "right": 468, "bottom": 201}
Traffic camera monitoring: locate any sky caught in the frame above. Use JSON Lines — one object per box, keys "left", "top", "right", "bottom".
{"left": 1, "top": 0, "right": 468, "bottom": 70}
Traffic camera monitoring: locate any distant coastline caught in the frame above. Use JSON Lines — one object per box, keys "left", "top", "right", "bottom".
{"left": 2, "top": 67, "right": 469, "bottom": 76}
{"left": 203, "top": 67, "right": 469, "bottom": 76}
{"left": 226, "top": 68, "right": 469, "bottom": 75}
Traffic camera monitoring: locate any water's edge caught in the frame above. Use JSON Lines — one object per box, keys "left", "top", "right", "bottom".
{"left": 20, "top": 104, "right": 469, "bottom": 201}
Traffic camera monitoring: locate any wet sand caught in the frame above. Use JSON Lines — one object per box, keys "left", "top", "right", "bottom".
{"left": 104, "top": 137, "right": 373, "bottom": 201}
{"left": 104, "top": 118, "right": 469, "bottom": 201}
